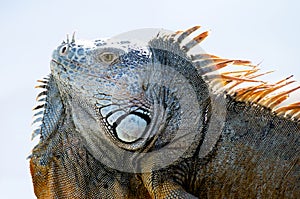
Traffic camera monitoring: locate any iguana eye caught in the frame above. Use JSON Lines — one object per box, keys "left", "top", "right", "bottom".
{"left": 99, "top": 52, "right": 118, "bottom": 63}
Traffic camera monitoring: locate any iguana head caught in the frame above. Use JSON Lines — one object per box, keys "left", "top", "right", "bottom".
{"left": 51, "top": 35, "right": 156, "bottom": 145}
{"left": 48, "top": 28, "right": 215, "bottom": 172}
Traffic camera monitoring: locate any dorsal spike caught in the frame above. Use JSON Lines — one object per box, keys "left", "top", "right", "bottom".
{"left": 32, "top": 117, "right": 43, "bottom": 125}
{"left": 35, "top": 84, "right": 47, "bottom": 89}
{"left": 222, "top": 68, "right": 260, "bottom": 76}
{"left": 235, "top": 87, "right": 257, "bottom": 101}
{"left": 33, "top": 110, "right": 44, "bottom": 117}
{"left": 71, "top": 32, "right": 76, "bottom": 43}
{"left": 260, "top": 86, "right": 300, "bottom": 109}
{"left": 167, "top": 30, "right": 182, "bottom": 42}
{"left": 253, "top": 81, "right": 295, "bottom": 104}
{"left": 36, "top": 90, "right": 48, "bottom": 100}
{"left": 271, "top": 75, "right": 294, "bottom": 86}
{"left": 193, "top": 30, "right": 210, "bottom": 43}
{"left": 194, "top": 58, "right": 229, "bottom": 71}
{"left": 275, "top": 102, "right": 300, "bottom": 115}
{"left": 31, "top": 128, "right": 41, "bottom": 140}
{"left": 220, "top": 74, "right": 264, "bottom": 83}
{"left": 66, "top": 34, "right": 70, "bottom": 44}
{"left": 243, "top": 87, "right": 269, "bottom": 102}
{"left": 268, "top": 95, "right": 289, "bottom": 110}
{"left": 37, "top": 79, "right": 48, "bottom": 84}
{"left": 176, "top": 26, "right": 201, "bottom": 43}
{"left": 245, "top": 70, "right": 274, "bottom": 79}
{"left": 182, "top": 31, "right": 210, "bottom": 52}
{"left": 191, "top": 53, "right": 220, "bottom": 61}
{"left": 33, "top": 104, "right": 45, "bottom": 111}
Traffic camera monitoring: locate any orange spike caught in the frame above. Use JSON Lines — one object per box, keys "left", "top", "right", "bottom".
{"left": 268, "top": 95, "right": 289, "bottom": 110}
{"left": 195, "top": 60, "right": 233, "bottom": 75}
{"left": 191, "top": 53, "right": 220, "bottom": 61}
{"left": 236, "top": 88, "right": 257, "bottom": 101}
{"left": 293, "top": 112, "right": 300, "bottom": 120}
{"left": 37, "top": 79, "right": 48, "bottom": 84}
{"left": 222, "top": 67, "right": 260, "bottom": 80}
{"left": 193, "top": 58, "right": 229, "bottom": 68}
{"left": 35, "top": 84, "right": 47, "bottom": 89}
{"left": 236, "top": 84, "right": 269, "bottom": 101}
{"left": 255, "top": 81, "right": 296, "bottom": 104}
{"left": 228, "top": 82, "right": 265, "bottom": 95}
{"left": 224, "top": 70, "right": 263, "bottom": 91}
{"left": 272, "top": 75, "right": 294, "bottom": 86}
{"left": 168, "top": 30, "right": 183, "bottom": 41}
{"left": 243, "top": 67, "right": 261, "bottom": 76}
{"left": 177, "top": 26, "right": 201, "bottom": 43}
{"left": 275, "top": 102, "right": 300, "bottom": 114}
{"left": 232, "top": 60, "right": 252, "bottom": 65}
{"left": 247, "top": 89, "right": 268, "bottom": 102}
{"left": 245, "top": 70, "right": 274, "bottom": 79}
{"left": 260, "top": 85, "right": 300, "bottom": 109}
{"left": 215, "top": 60, "right": 235, "bottom": 69}
{"left": 211, "top": 58, "right": 230, "bottom": 63}
{"left": 182, "top": 30, "right": 210, "bottom": 52}
{"left": 208, "top": 54, "right": 220, "bottom": 59}
{"left": 290, "top": 108, "right": 300, "bottom": 120}
{"left": 220, "top": 74, "right": 264, "bottom": 83}
{"left": 248, "top": 90, "right": 262, "bottom": 102}
{"left": 278, "top": 86, "right": 300, "bottom": 97}
{"left": 222, "top": 68, "right": 259, "bottom": 76}
{"left": 181, "top": 26, "right": 200, "bottom": 35}
{"left": 193, "top": 30, "right": 210, "bottom": 44}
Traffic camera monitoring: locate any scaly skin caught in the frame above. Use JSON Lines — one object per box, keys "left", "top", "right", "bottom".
{"left": 30, "top": 27, "right": 300, "bottom": 198}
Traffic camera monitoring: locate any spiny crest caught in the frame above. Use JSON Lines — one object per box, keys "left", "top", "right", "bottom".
{"left": 166, "top": 26, "right": 300, "bottom": 122}
{"left": 31, "top": 76, "right": 50, "bottom": 140}
{"left": 31, "top": 75, "right": 64, "bottom": 141}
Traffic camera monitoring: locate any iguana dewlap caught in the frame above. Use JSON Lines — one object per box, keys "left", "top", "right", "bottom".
{"left": 30, "top": 26, "right": 300, "bottom": 198}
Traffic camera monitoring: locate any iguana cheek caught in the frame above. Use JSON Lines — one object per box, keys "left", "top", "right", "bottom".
{"left": 115, "top": 114, "right": 147, "bottom": 142}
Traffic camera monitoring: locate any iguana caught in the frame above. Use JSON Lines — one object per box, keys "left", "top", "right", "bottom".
{"left": 30, "top": 26, "right": 300, "bottom": 198}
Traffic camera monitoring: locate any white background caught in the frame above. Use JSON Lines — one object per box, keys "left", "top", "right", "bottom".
{"left": 0, "top": 0, "right": 299, "bottom": 198}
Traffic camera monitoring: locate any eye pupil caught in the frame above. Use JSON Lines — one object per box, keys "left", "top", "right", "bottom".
{"left": 104, "top": 54, "right": 111, "bottom": 61}
{"left": 108, "top": 54, "right": 113, "bottom": 60}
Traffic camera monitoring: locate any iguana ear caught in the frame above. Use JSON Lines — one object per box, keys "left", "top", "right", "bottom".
{"left": 32, "top": 74, "right": 64, "bottom": 141}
